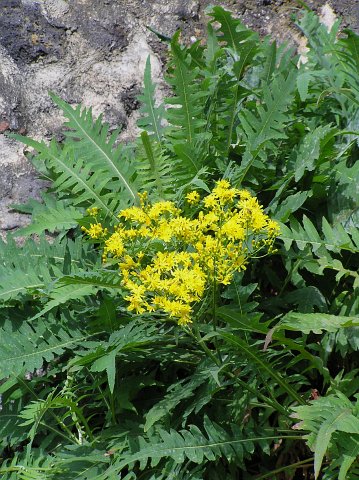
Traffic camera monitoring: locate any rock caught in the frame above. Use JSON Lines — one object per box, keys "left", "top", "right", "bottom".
{"left": 0, "top": 46, "right": 23, "bottom": 130}
{"left": 0, "top": 0, "right": 66, "bottom": 64}
{"left": 0, "top": 122, "right": 10, "bottom": 133}
{"left": 0, "top": 0, "right": 358, "bottom": 234}
{"left": 0, "top": 136, "right": 44, "bottom": 236}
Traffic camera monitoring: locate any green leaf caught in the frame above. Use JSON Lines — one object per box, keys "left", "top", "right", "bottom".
{"left": 91, "top": 350, "right": 117, "bottom": 394}
{"left": 144, "top": 366, "right": 211, "bottom": 432}
{"left": 209, "top": 6, "right": 257, "bottom": 55}
{"left": 115, "top": 416, "right": 282, "bottom": 470}
{"left": 0, "top": 401, "right": 29, "bottom": 448}
{"left": 59, "top": 270, "right": 123, "bottom": 290}
{"left": 50, "top": 94, "right": 139, "bottom": 206}
{"left": 14, "top": 204, "right": 82, "bottom": 236}
{"left": 279, "top": 216, "right": 359, "bottom": 254}
{"left": 279, "top": 312, "right": 359, "bottom": 334}
{"left": 241, "top": 71, "right": 297, "bottom": 152}
{"left": 273, "top": 191, "right": 311, "bottom": 222}
{"left": 11, "top": 136, "right": 121, "bottom": 222}
{"left": 218, "top": 308, "right": 327, "bottom": 376}
{"left": 205, "top": 23, "right": 219, "bottom": 67}
{"left": 0, "top": 319, "right": 92, "bottom": 377}
{"left": 137, "top": 56, "right": 165, "bottom": 143}
{"left": 0, "top": 269, "right": 47, "bottom": 303}
{"left": 172, "top": 143, "right": 202, "bottom": 175}
{"left": 334, "top": 159, "right": 359, "bottom": 202}
{"left": 216, "top": 308, "right": 265, "bottom": 334}
{"left": 236, "top": 71, "right": 297, "bottom": 183}
{"left": 220, "top": 332, "right": 305, "bottom": 405}
{"left": 261, "top": 40, "right": 277, "bottom": 85}
{"left": 297, "top": 71, "right": 312, "bottom": 101}
{"left": 282, "top": 286, "right": 326, "bottom": 313}
{"left": 30, "top": 284, "right": 97, "bottom": 321}
{"left": 338, "top": 439, "right": 359, "bottom": 480}
{"left": 292, "top": 393, "right": 359, "bottom": 479}
{"left": 293, "top": 125, "right": 334, "bottom": 182}
{"left": 74, "top": 321, "right": 162, "bottom": 372}
{"left": 135, "top": 135, "right": 176, "bottom": 199}
{"left": 166, "top": 32, "right": 207, "bottom": 146}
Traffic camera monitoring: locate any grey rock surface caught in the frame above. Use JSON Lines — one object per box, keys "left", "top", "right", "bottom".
{"left": 0, "top": 0, "right": 358, "bottom": 233}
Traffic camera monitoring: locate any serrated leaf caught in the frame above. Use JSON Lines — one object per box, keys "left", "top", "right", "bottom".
{"left": 144, "top": 367, "right": 210, "bottom": 432}
{"left": 115, "top": 416, "right": 277, "bottom": 471}
{"left": 30, "top": 284, "right": 97, "bottom": 321}
{"left": 50, "top": 94, "right": 139, "bottom": 206}
{"left": 91, "top": 350, "right": 116, "bottom": 394}
{"left": 220, "top": 332, "right": 304, "bottom": 405}
{"left": 0, "top": 320, "right": 92, "bottom": 377}
{"left": 236, "top": 71, "right": 297, "bottom": 183}
{"left": 209, "top": 6, "right": 257, "bottom": 55}
{"left": 273, "top": 191, "right": 311, "bottom": 222}
{"left": 292, "top": 393, "right": 359, "bottom": 479}
{"left": 297, "top": 71, "right": 312, "bottom": 101}
{"left": 11, "top": 135, "right": 122, "bottom": 222}
{"left": 280, "top": 312, "right": 359, "bottom": 334}
{"left": 137, "top": 56, "right": 165, "bottom": 143}
{"left": 15, "top": 205, "right": 82, "bottom": 236}
{"left": 294, "top": 125, "right": 334, "bottom": 182}
{"left": 279, "top": 216, "right": 359, "bottom": 254}
{"left": 283, "top": 286, "right": 326, "bottom": 313}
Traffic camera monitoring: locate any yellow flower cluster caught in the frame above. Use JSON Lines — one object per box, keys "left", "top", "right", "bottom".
{"left": 87, "top": 207, "right": 100, "bottom": 216}
{"left": 81, "top": 207, "right": 108, "bottom": 239}
{"left": 186, "top": 191, "right": 201, "bottom": 205}
{"left": 81, "top": 222, "right": 108, "bottom": 239}
{"left": 82, "top": 181, "right": 280, "bottom": 326}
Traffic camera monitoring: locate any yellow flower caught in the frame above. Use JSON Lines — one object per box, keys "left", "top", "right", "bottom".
{"left": 267, "top": 219, "right": 281, "bottom": 236}
{"left": 212, "top": 186, "right": 237, "bottom": 204}
{"left": 221, "top": 215, "right": 245, "bottom": 241}
{"left": 215, "top": 179, "right": 231, "bottom": 189}
{"left": 152, "top": 220, "right": 173, "bottom": 242}
{"left": 119, "top": 254, "right": 137, "bottom": 271}
{"left": 83, "top": 180, "right": 279, "bottom": 326}
{"left": 203, "top": 195, "right": 218, "bottom": 210}
{"left": 125, "top": 283, "right": 147, "bottom": 314}
{"left": 81, "top": 223, "right": 107, "bottom": 239}
{"left": 237, "top": 190, "right": 252, "bottom": 200}
{"left": 104, "top": 232, "right": 124, "bottom": 257}
{"left": 186, "top": 191, "right": 201, "bottom": 205}
{"left": 199, "top": 212, "right": 219, "bottom": 231}
{"left": 251, "top": 210, "right": 268, "bottom": 232}
{"left": 119, "top": 206, "right": 149, "bottom": 224}
{"left": 86, "top": 207, "right": 100, "bottom": 216}
{"left": 124, "top": 228, "right": 141, "bottom": 240}
{"left": 168, "top": 217, "right": 199, "bottom": 242}
{"left": 148, "top": 201, "right": 180, "bottom": 220}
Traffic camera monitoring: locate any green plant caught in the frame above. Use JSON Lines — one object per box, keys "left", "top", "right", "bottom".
{"left": 0, "top": 6, "right": 358, "bottom": 479}
{"left": 292, "top": 392, "right": 359, "bottom": 480}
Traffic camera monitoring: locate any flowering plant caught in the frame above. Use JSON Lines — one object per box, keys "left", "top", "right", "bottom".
{"left": 83, "top": 180, "right": 280, "bottom": 325}
{"left": 2, "top": 6, "right": 358, "bottom": 479}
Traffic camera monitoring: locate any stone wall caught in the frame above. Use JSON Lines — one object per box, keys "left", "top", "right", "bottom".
{"left": 0, "top": 0, "right": 358, "bottom": 233}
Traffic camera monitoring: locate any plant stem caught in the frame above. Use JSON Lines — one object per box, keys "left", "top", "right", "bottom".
{"left": 193, "top": 324, "right": 221, "bottom": 366}
{"left": 0, "top": 466, "right": 56, "bottom": 474}
{"left": 255, "top": 457, "right": 315, "bottom": 479}
{"left": 212, "top": 278, "right": 223, "bottom": 363}
{"left": 188, "top": 326, "right": 290, "bottom": 417}
{"left": 15, "top": 374, "right": 80, "bottom": 445}
{"left": 278, "top": 259, "right": 300, "bottom": 297}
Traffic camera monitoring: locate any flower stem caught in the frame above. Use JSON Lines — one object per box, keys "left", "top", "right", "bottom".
{"left": 254, "top": 457, "right": 314, "bottom": 479}
{"left": 187, "top": 326, "right": 290, "bottom": 418}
